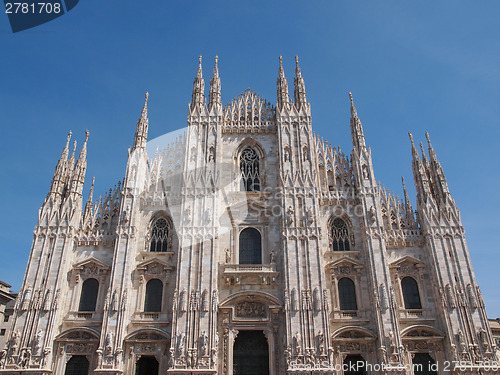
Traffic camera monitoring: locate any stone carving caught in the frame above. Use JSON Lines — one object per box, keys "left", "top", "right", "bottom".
{"left": 224, "top": 248, "right": 231, "bottom": 264}
{"left": 105, "top": 332, "right": 113, "bottom": 354}
{"left": 467, "top": 284, "right": 478, "bottom": 309}
{"left": 177, "top": 332, "right": 185, "bottom": 355}
{"left": 294, "top": 332, "right": 302, "bottom": 355}
{"left": 33, "top": 329, "right": 44, "bottom": 355}
{"left": 291, "top": 289, "right": 298, "bottom": 312}
{"left": 317, "top": 331, "right": 325, "bottom": 355}
{"left": 22, "top": 287, "right": 32, "bottom": 310}
{"left": 179, "top": 289, "right": 187, "bottom": 312}
{"left": 18, "top": 348, "right": 31, "bottom": 368}
{"left": 313, "top": 287, "right": 321, "bottom": 311}
{"left": 380, "top": 284, "right": 389, "bottom": 310}
{"left": 202, "top": 289, "right": 209, "bottom": 312}
{"left": 212, "top": 290, "right": 218, "bottom": 312}
{"left": 286, "top": 206, "right": 294, "bottom": 225}
{"left": 111, "top": 289, "right": 118, "bottom": 311}
{"left": 0, "top": 349, "right": 6, "bottom": 367}
{"left": 235, "top": 301, "right": 266, "bottom": 318}
{"left": 42, "top": 289, "right": 52, "bottom": 311}
{"left": 200, "top": 331, "right": 208, "bottom": 356}
{"left": 446, "top": 284, "right": 456, "bottom": 309}
{"left": 270, "top": 249, "right": 276, "bottom": 264}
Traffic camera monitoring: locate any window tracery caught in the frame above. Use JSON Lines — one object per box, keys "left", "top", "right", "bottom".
{"left": 240, "top": 148, "right": 261, "bottom": 192}
{"left": 149, "top": 217, "right": 171, "bottom": 252}
{"left": 331, "top": 218, "right": 351, "bottom": 251}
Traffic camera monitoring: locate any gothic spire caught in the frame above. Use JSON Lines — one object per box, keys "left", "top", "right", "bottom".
{"left": 349, "top": 92, "right": 366, "bottom": 152}
{"left": 209, "top": 55, "right": 221, "bottom": 111}
{"left": 277, "top": 56, "right": 290, "bottom": 110}
{"left": 409, "top": 132, "right": 432, "bottom": 201}
{"left": 61, "top": 131, "right": 71, "bottom": 160}
{"left": 402, "top": 176, "right": 416, "bottom": 228}
{"left": 82, "top": 176, "right": 95, "bottom": 227}
{"left": 293, "top": 55, "right": 307, "bottom": 108}
{"left": 191, "top": 55, "right": 205, "bottom": 110}
{"left": 425, "top": 132, "right": 450, "bottom": 200}
{"left": 49, "top": 131, "right": 73, "bottom": 198}
{"left": 70, "top": 130, "right": 89, "bottom": 197}
{"left": 133, "top": 92, "right": 149, "bottom": 150}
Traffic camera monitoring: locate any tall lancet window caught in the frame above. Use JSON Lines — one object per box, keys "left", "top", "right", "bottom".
{"left": 150, "top": 217, "right": 170, "bottom": 252}
{"left": 331, "top": 218, "right": 351, "bottom": 251}
{"left": 239, "top": 228, "right": 262, "bottom": 264}
{"left": 401, "top": 277, "right": 422, "bottom": 309}
{"left": 240, "top": 148, "right": 261, "bottom": 192}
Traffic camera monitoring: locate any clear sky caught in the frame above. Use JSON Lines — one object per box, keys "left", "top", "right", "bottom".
{"left": 0, "top": 1, "right": 499, "bottom": 317}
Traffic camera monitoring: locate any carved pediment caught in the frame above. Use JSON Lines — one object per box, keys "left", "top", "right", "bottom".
{"left": 73, "top": 257, "right": 110, "bottom": 275}
{"left": 402, "top": 325, "right": 444, "bottom": 340}
{"left": 390, "top": 256, "right": 425, "bottom": 275}
{"left": 326, "top": 257, "right": 363, "bottom": 275}
{"left": 137, "top": 258, "right": 174, "bottom": 277}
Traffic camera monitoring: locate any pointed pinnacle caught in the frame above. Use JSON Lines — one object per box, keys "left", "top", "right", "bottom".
{"left": 214, "top": 55, "right": 219, "bottom": 76}
{"left": 425, "top": 131, "right": 437, "bottom": 158}
{"left": 61, "top": 131, "right": 72, "bottom": 159}
{"left": 279, "top": 55, "right": 284, "bottom": 78}
{"left": 87, "top": 176, "right": 95, "bottom": 203}
{"left": 295, "top": 55, "right": 301, "bottom": 77}
{"left": 141, "top": 92, "right": 149, "bottom": 118}
{"left": 349, "top": 92, "right": 357, "bottom": 118}
{"left": 197, "top": 55, "right": 203, "bottom": 78}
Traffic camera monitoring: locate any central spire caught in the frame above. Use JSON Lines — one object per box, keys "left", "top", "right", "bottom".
{"left": 277, "top": 56, "right": 290, "bottom": 110}
{"left": 191, "top": 55, "right": 205, "bottom": 110}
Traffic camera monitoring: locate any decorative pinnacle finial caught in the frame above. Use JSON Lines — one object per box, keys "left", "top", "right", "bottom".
{"left": 349, "top": 92, "right": 357, "bottom": 117}
{"left": 425, "top": 132, "right": 432, "bottom": 147}
{"left": 295, "top": 55, "right": 298, "bottom": 64}
{"left": 66, "top": 131, "right": 72, "bottom": 144}
{"left": 408, "top": 132, "right": 415, "bottom": 146}
{"left": 199, "top": 55, "right": 202, "bottom": 64}
{"left": 84, "top": 130, "right": 89, "bottom": 143}
{"left": 215, "top": 55, "right": 218, "bottom": 64}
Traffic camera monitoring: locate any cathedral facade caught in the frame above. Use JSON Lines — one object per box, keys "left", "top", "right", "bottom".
{"left": 0, "top": 56, "right": 498, "bottom": 375}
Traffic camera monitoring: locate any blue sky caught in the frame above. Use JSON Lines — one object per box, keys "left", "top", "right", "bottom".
{"left": 0, "top": 1, "right": 499, "bottom": 316}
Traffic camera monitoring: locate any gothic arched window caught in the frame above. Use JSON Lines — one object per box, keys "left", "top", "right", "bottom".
{"left": 240, "top": 148, "right": 261, "bottom": 192}
{"left": 331, "top": 218, "right": 350, "bottom": 251}
{"left": 343, "top": 354, "right": 367, "bottom": 375}
{"left": 150, "top": 217, "right": 170, "bottom": 252}
{"left": 144, "top": 278, "right": 163, "bottom": 312}
{"left": 64, "top": 355, "right": 90, "bottom": 375}
{"left": 239, "top": 228, "right": 262, "bottom": 264}
{"left": 338, "top": 277, "right": 357, "bottom": 310}
{"left": 412, "top": 353, "right": 437, "bottom": 375}
{"left": 78, "top": 278, "right": 99, "bottom": 312}
{"left": 401, "top": 276, "right": 422, "bottom": 309}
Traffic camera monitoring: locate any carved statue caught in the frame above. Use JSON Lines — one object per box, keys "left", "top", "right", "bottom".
{"left": 287, "top": 206, "right": 294, "bottom": 225}
{"left": 200, "top": 331, "right": 208, "bottom": 356}
{"left": 33, "top": 329, "right": 44, "bottom": 355}
{"left": 294, "top": 332, "right": 302, "bottom": 355}
{"left": 224, "top": 248, "right": 231, "bottom": 264}
{"left": 177, "top": 332, "right": 185, "bottom": 355}
{"left": 0, "top": 349, "right": 7, "bottom": 367}
{"left": 105, "top": 332, "right": 113, "bottom": 354}
{"left": 270, "top": 250, "right": 276, "bottom": 264}
{"left": 19, "top": 348, "right": 31, "bottom": 368}
{"left": 317, "top": 331, "right": 325, "bottom": 355}
{"left": 111, "top": 289, "right": 118, "bottom": 312}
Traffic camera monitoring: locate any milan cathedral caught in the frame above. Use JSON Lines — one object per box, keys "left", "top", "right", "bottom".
{"left": 0, "top": 56, "right": 497, "bottom": 375}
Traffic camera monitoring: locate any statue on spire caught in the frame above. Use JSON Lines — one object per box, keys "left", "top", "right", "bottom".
{"left": 132, "top": 92, "right": 149, "bottom": 150}
{"left": 209, "top": 55, "right": 221, "bottom": 111}
{"left": 294, "top": 55, "right": 307, "bottom": 109}
{"left": 349, "top": 92, "right": 366, "bottom": 152}
{"left": 191, "top": 55, "right": 205, "bottom": 110}
{"left": 277, "top": 56, "right": 290, "bottom": 110}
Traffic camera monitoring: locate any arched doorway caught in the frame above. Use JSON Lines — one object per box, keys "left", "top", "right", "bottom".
{"left": 412, "top": 353, "right": 437, "bottom": 375}
{"left": 343, "top": 354, "right": 367, "bottom": 375}
{"left": 64, "top": 355, "right": 89, "bottom": 375}
{"left": 233, "top": 330, "right": 269, "bottom": 375}
{"left": 135, "top": 355, "right": 159, "bottom": 375}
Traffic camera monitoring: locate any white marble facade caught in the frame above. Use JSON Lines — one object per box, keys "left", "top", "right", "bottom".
{"left": 0, "top": 56, "right": 498, "bottom": 375}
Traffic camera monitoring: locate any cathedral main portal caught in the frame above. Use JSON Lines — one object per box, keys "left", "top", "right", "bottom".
{"left": 233, "top": 330, "right": 269, "bottom": 375}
